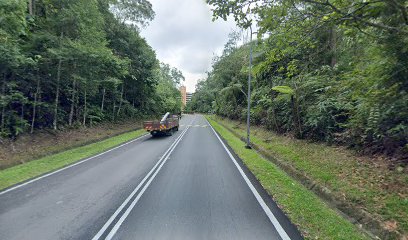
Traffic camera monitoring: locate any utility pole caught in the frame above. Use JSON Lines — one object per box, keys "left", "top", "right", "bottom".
{"left": 245, "top": 25, "right": 253, "bottom": 149}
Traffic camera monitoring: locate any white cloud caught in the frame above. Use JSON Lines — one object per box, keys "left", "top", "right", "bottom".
{"left": 140, "top": 0, "right": 237, "bottom": 92}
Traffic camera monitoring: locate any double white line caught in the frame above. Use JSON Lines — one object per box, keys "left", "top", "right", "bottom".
{"left": 92, "top": 125, "right": 190, "bottom": 240}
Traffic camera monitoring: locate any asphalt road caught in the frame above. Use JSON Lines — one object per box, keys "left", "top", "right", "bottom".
{"left": 0, "top": 114, "right": 302, "bottom": 240}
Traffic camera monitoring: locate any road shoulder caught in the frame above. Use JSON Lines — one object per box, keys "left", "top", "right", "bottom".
{"left": 0, "top": 129, "right": 147, "bottom": 192}
{"left": 206, "top": 116, "right": 369, "bottom": 240}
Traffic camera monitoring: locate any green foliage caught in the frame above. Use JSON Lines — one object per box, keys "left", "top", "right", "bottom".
{"left": 194, "top": 1, "right": 408, "bottom": 161}
{"left": 271, "top": 86, "right": 294, "bottom": 95}
{"left": 0, "top": 0, "right": 182, "bottom": 138}
{"left": 110, "top": 0, "right": 155, "bottom": 30}
{"left": 154, "top": 63, "right": 183, "bottom": 114}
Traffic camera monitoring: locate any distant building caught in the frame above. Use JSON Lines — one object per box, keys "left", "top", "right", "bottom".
{"left": 179, "top": 86, "right": 187, "bottom": 107}
{"left": 186, "top": 92, "right": 193, "bottom": 103}
{"left": 179, "top": 86, "right": 193, "bottom": 109}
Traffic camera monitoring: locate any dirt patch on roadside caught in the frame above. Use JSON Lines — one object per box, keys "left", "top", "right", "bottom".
{"left": 0, "top": 121, "right": 143, "bottom": 170}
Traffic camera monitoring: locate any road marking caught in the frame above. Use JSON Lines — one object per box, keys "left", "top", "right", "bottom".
{"left": 206, "top": 118, "right": 292, "bottom": 240}
{"left": 92, "top": 126, "right": 189, "bottom": 240}
{"left": 93, "top": 117, "right": 195, "bottom": 240}
{"left": 182, "top": 124, "right": 207, "bottom": 128}
{"left": 0, "top": 133, "right": 150, "bottom": 196}
{"left": 104, "top": 125, "right": 189, "bottom": 240}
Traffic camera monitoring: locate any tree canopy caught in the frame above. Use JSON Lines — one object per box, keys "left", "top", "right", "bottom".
{"left": 192, "top": 0, "right": 408, "bottom": 161}
{"left": 0, "top": 0, "right": 182, "bottom": 138}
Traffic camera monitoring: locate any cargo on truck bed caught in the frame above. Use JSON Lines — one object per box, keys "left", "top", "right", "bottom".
{"left": 143, "top": 112, "right": 179, "bottom": 137}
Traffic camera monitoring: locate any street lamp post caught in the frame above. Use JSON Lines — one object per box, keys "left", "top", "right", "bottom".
{"left": 245, "top": 26, "right": 253, "bottom": 149}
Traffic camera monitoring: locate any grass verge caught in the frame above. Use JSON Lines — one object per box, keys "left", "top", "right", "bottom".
{"left": 0, "top": 129, "right": 146, "bottom": 191}
{"left": 207, "top": 116, "right": 368, "bottom": 240}
{"left": 0, "top": 120, "right": 144, "bottom": 170}
{"left": 209, "top": 116, "right": 407, "bottom": 238}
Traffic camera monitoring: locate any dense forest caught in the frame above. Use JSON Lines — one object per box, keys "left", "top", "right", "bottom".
{"left": 0, "top": 0, "right": 182, "bottom": 139}
{"left": 189, "top": 0, "right": 408, "bottom": 162}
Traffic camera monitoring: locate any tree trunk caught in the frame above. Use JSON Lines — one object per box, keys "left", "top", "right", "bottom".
{"left": 28, "top": 0, "right": 33, "bottom": 15}
{"left": 329, "top": 26, "right": 337, "bottom": 67}
{"left": 291, "top": 95, "right": 302, "bottom": 138}
{"left": 31, "top": 71, "right": 40, "bottom": 133}
{"left": 112, "top": 100, "right": 116, "bottom": 121}
{"left": 20, "top": 104, "right": 24, "bottom": 130}
{"left": 296, "top": 102, "right": 302, "bottom": 137}
{"left": 53, "top": 32, "right": 63, "bottom": 130}
{"left": 1, "top": 73, "right": 6, "bottom": 133}
{"left": 83, "top": 88, "right": 87, "bottom": 126}
{"left": 270, "top": 107, "right": 279, "bottom": 132}
{"left": 69, "top": 77, "right": 76, "bottom": 126}
{"left": 117, "top": 83, "right": 124, "bottom": 116}
{"left": 291, "top": 95, "right": 296, "bottom": 132}
{"left": 75, "top": 83, "right": 80, "bottom": 123}
{"left": 101, "top": 88, "right": 105, "bottom": 111}
{"left": 53, "top": 58, "right": 62, "bottom": 130}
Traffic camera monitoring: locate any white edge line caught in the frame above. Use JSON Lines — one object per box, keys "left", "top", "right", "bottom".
{"left": 0, "top": 133, "right": 150, "bottom": 196}
{"left": 92, "top": 126, "right": 190, "bottom": 240}
{"left": 105, "top": 125, "right": 190, "bottom": 240}
{"left": 206, "top": 117, "right": 292, "bottom": 240}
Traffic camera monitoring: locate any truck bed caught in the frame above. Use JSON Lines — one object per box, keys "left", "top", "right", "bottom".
{"left": 143, "top": 114, "right": 179, "bottom": 136}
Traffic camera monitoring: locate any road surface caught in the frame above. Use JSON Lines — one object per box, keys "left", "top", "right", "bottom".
{"left": 0, "top": 114, "right": 302, "bottom": 240}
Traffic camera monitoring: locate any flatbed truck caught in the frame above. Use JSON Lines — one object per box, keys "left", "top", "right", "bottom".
{"left": 143, "top": 112, "right": 179, "bottom": 137}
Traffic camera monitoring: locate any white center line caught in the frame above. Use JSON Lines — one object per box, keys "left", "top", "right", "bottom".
{"left": 93, "top": 116, "right": 195, "bottom": 240}
{"left": 105, "top": 125, "right": 190, "bottom": 240}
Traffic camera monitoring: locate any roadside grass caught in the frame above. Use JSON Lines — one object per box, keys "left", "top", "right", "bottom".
{"left": 209, "top": 116, "right": 408, "bottom": 236}
{"left": 207, "top": 117, "right": 368, "bottom": 240}
{"left": 0, "top": 120, "right": 144, "bottom": 170}
{"left": 0, "top": 129, "right": 146, "bottom": 191}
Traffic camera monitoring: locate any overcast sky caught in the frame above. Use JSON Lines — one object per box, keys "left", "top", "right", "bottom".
{"left": 140, "top": 0, "right": 237, "bottom": 93}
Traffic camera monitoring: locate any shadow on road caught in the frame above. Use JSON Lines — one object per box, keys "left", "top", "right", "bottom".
{"left": 142, "top": 133, "right": 177, "bottom": 142}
